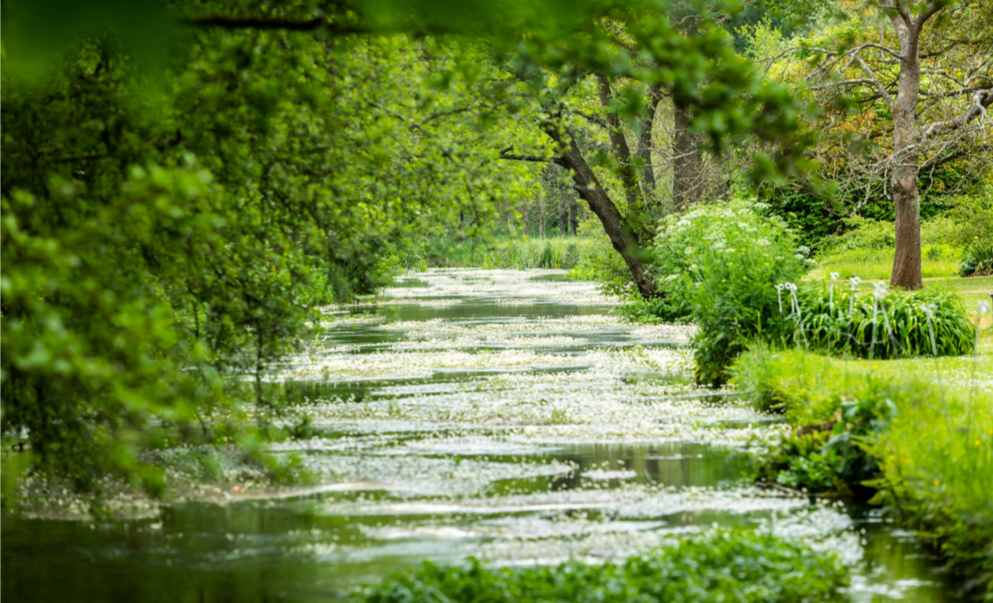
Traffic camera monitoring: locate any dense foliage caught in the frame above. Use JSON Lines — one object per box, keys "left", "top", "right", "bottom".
{"left": 356, "top": 530, "right": 849, "bottom": 603}
{"left": 646, "top": 200, "right": 809, "bottom": 385}
{"left": 0, "top": 29, "right": 530, "bottom": 489}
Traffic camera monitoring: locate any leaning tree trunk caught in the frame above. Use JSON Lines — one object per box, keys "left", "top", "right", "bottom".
{"left": 544, "top": 125, "right": 659, "bottom": 298}
{"left": 889, "top": 13, "right": 924, "bottom": 290}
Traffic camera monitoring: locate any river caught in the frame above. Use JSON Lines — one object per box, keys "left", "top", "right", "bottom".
{"left": 1, "top": 269, "right": 951, "bottom": 602}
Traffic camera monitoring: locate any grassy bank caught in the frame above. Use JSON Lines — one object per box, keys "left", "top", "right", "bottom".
{"left": 733, "top": 337, "right": 993, "bottom": 599}
{"left": 407, "top": 237, "right": 603, "bottom": 271}
{"left": 356, "top": 529, "right": 849, "bottom": 603}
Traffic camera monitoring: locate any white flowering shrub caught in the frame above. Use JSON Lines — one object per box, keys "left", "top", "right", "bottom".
{"left": 651, "top": 200, "right": 809, "bottom": 385}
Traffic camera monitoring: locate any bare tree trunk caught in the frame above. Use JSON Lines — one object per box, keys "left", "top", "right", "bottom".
{"left": 568, "top": 200, "right": 578, "bottom": 236}
{"left": 888, "top": 8, "right": 926, "bottom": 289}
{"left": 538, "top": 195, "right": 546, "bottom": 238}
{"left": 672, "top": 106, "right": 703, "bottom": 212}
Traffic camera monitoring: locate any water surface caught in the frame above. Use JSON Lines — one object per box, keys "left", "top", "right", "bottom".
{"left": 2, "top": 269, "right": 951, "bottom": 602}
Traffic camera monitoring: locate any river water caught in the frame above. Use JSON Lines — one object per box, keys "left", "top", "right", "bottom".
{"left": 1, "top": 269, "right": 952, "bottom": 602}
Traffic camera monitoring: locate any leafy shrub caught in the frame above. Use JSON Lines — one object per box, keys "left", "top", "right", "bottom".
{"left": 792, "top": 285, "right": 975, "bottom": 359}
{"left": 959, "top": 241, "right": 993, "bottom": 277}
{"left": 944, "top": 189, "right": 993, "bottom": 248}
{"left": 649, "top": 200, "right": 808, "bottom": 386}
{"left": 355, "top": 530, "right": 849, "bottom": 603}
{"left": 617, "top": 294, "right": 692, "bottom": 323}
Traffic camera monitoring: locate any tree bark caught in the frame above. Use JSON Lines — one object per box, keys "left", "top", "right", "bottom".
{"left": 568, "top": 199, "right": 578, "bottom": 236}
{"left": 559, "top": 200, "right": 570, "bottom": 236}
{"left": 887, "top": 3, "right": 931, "bottom": 290}
{"left": 672, "top": 106, "right": 704, "bottom": 212}
{"left": 637, "top": 84, "right": 664, "bottom": 212}
{"left": 544, "top": 124, "right": 659, "bottom": 298}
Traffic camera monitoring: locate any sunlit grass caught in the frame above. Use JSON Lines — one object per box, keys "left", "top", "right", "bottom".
{"left": 806, "top": 256, "right": 961, "bottom": 281}
{"left": 733, "top": 344, "right": 993, "bottom": 596}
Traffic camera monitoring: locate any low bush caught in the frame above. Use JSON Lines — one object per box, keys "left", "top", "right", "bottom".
{"left": 355, "top": 529, "right": 849, "bottom": 603}
{"left": 960, "top": 241, "right": 993, "bottom": 277}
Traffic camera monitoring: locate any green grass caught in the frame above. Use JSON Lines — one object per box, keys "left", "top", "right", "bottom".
{"left": 807, "top": 254, "right": 961, "bottom": 281}
{"left": 410, "top": 237, "right": 601, "bottom": 271}
{"left": 355, "top": 529, "right": 849, "bottom": 603}
{"left": 732, "top": 340, "right": 993, "bottom": 599}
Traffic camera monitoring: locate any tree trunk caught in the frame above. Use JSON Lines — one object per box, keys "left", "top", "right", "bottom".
{"left": 538, "top": 195, "right": 546, "bottom": 238}
{"left": 596, "top": 75, "right": 644, "bottom": 215}
{"left": 545, "top": 125, "right": 659, "bottom": 298}
{"left": 637, "top": 84, "right": 664, "bottom": 213}
{"left": 568, "top": 199, "right": 578, "bottom": 236}
{"left": 559, "top": 200, "right": 569, "bottom": 236}
{"left": 672, "top": 106, "right": 704, "bottom": 212}
{"left": 889, "top": 11, "right": 925, "bottom": 290}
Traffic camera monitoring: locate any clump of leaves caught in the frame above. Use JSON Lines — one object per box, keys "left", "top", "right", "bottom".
{"left": 959, "top": 240, "right": 993, "bottom": 277}
{"left": 793, "top": 285, "right": 974, "bottom": 359}
{"left": 648, "top": 199, "right": 808, "bottom": 386}
{"left": 355, "top": 529, "right": 849, "bottom": 603}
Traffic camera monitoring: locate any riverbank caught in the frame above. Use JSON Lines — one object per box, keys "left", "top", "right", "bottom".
{"left": 733, "top": 339, "right": 993, "bottom": 599}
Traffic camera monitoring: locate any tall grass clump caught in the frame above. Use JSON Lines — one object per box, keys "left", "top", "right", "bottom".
{"left": 649, "top": 199, "right": 809, "bottom": 386}
{"left": 793, "top": 285, "right": 975, "bottom": 359}
{"left": 356, "top": 529, "right": 848, "bottom": 603}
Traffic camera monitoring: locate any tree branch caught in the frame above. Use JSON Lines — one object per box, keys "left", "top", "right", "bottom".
{"left": 498, "top": 146, "right": 565, "bottom": 167}
{"left": 853, "top": 54, "right": 894, "bottom": 108}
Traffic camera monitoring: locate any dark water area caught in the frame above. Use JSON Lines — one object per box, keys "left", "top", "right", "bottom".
{"left": 1, "top": 269, "right": 954, "bottom": 602}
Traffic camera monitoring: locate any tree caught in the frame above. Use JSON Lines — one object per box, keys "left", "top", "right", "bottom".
{"left": 780, "top": 0, "right": 993, "bottom": 288}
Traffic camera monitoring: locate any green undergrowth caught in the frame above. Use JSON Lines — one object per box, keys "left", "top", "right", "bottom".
{"left": 807, "top": 216, "right": 966, "bottom": 281}
{"left": 960, "top": 240, "right": 993, "bottom": 277}
{"left": 354, "top": 529, "right": 849, "bottom": 603}
{"left": 408, "top": 237, "right": 600, "bottom": 271}
{"left": 733, "top": 346, "right": 993, "bottom": 599}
